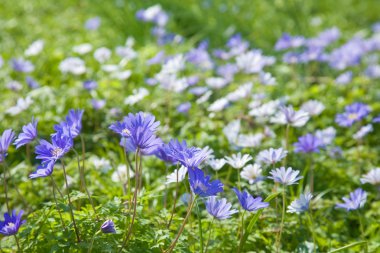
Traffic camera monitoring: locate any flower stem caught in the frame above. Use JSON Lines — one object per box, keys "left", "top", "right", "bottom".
{"left": 308, "top": 155, "right": 314, "bottom": 193}
{"left": 2, "top": 163, "right": 10, "bottom": 212}
{"left": 357, "top": 210, "right": 368, "bottom": 253}
{"left": 196, "top": 199, "right": 204, "bottom": 253}
{"left": 88, "top": 230, "right": 101, "bottom": 253}
{"left": 165, "top": 195, "right": 197, "bottom": 253}
{"left": 237, "top": 210, "right": 246, "bottom": 253}
{"left": 204, "top": 218, "right": 214, "bottom": 253}
{"left": 307, "top": 212, "right": 317, "bottom": 253}
{"left": 276, "top": 186, "right": 286, "bottom": 252}
{"left": 50, "top": 176, "right": 66, "bottom": 230}
{"left": 167, "top": 165, "right": 180, "bottom": 229}
{"left": 61, "top": 161, "right": 81, "bottom": 242}
{"left": 237, "top": 170, "right": 242, "bottom": 191}
{"left": 50, "top": 175, "right": 64, "bottom": 199}
{"left": 123, "top": 148, "right": 131, "bottom": 212}
{"left": 14, "top": 234, "right": 20, "bottom": 251}
{"left": 283, "top": 124, "right": 290, "bottom": 166}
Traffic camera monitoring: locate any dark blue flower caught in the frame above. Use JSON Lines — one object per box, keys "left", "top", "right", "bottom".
{"left": 14, "top": 118, "right": 38, "bottom": 149}
{"left": 54, "top": 109, "right": 84, "bottom": 138}
{"left": 155, "top": 143, "right": 177, "bottom": 164}
{"left": 188, "top": 167, "right": 223, "bottom": 197}
{"left": 29, "top": 161, "right": 54, "bottom": 179}
{"left": 335, "top": 103, "right": 371, "bottom": 127}
{"left": 0, "top": 129, "right": 15, "bottom": 163}
{"left": 0, "top": 210, "right": 26, "bottom": 236}
{"left": 294, "top": 133, "right": 323, "bottom": 153}
{"left": 101, "top": 220, "right": 116, "bottom": 233}
{"left": 35, "top": 131, "right": 73, "bottom": 164}
{"left": 206, "top": 196, "right": 238, "bottom": 220}
{"left": 109, "top": 112, "right": 160, "bottom": 138}
{"left": 232, "top": 188, "right": 269, "bottom": 212}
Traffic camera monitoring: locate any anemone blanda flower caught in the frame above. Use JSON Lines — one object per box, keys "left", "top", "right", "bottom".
{"left": 207, "top": 158, "right": 226, "bottom": 171}
{"left": 188, "top": 167, "right": 223, "bottom": 197}
{"left": 83, "top": 80, "right": 98, "bottom": 90}
{"left": 166, "top": 166, "right": 188, "bottom": 184}
{"left": 335, "top": 103, "right": 371, "bottom": 127}
{"left": 268, "top": 167, "right": 303, "bottom": 185}
{"left": 29, "top": 161, "right": 55, "bottom": 179}
{"left": 287, "top": 191, "right": 313, "bottom": 214}
{"left": 225, "top": 153, "right": 252, "bottom": 169}
{"left": 300, "top": 100, "right": 325, "bottom": 116}
{"left": 11, "top": 58, "right": 34, "bottom": 73}
{"left": 353, "top": 124, "right": 373, "bottom": 140}
{"left": 101, "top": 220, "right": 116, "bottom": 233}
{"left": 53, "top": 109, "right": 84, "bottom": 138}
{"left": 360, "top": 168, "right": 380, "bottom": 185}
{"left": 14, "top": 118, "right": 38, "bottom": 149}
{"left": 256, "top": 148, "right": 287, "bottom": 166}
{"left": 109, "top": 112, "right": 160, "bottom": 138}
{"left": 0, "top": 129, "right": 15, "bottom": 163}
{"left": 232, "top": 188, "right": 269, "bottom": 212}
{"left": 294, "top": 133, "right": 323, "bottom": 153}
{"left": 0, "top": 210, "right": 26, "bottom": 236}
{"left": 241, "top": 164, "right": 264, "bottom": 184}
{"left": 35, "top": 131, "right": 73, "bottom": 164}
{"left": 85, "top": 17, "right": 101, "bottom": 30}
{"left": 206, "top": 196, "right": 238, "bottom": 220}
{"left": 373, "top": 114, "right": 380, "bottom": 123}
{"left": 315, "top": 127, "right": 336, "bottom": 146}
{"left": 271, "top": 106, "right": 310, "bottom": 127}
{"left": 155, "top": 143, "right": 177, "bottom": 164}
{"left": 336, "top": 188, "right": 367, "bottom": 211}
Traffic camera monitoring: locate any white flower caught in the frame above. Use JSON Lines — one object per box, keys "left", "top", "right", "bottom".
{"left": 124, "top": 88, "right": 149, "bottom": 105}
{"left": 249, "top": 100, "right": 281, "bottom": 118}
{"left": 116, "top": 46, "right": 137, "bottom": 60}
{"left": 287, "top": 191, "right": 313, "bottom": 214}
{"left": 59, "top": 57, "right": 86, "bottom": 75}
{"left": 6, "top": 80, "right": 23, "bottom": 91}
{"left": 301, "top": 100, "right": 325, "bottom": 116}
{"left": 196, "top": 90, "right": 212, "bottom": 104}
{"left": 111, "top": 165, "right": 135, "bottom": 183}
{"left": 208, "top": 98, "right": 229, "bottom": 112}
{"left": 268, "top": 167, "right": 303, "bottom": 185}
{"left": 207, "top": 158, "right": 226, "bottom": 171}
{"left": 206, "top": 77, "right": 228, "bottom": 89}
{"left": 161, "top": 54, "right": 185, "bottom": 74}
{"left": 236, "top": 50, "right": 266, "bottom": 74}
{"left": 94, "top": 47, "right": 112, "bottom": 63}
{"left": 259, "top": 72, "right": 276, "bottom": 85}
{"left": 360, "top": 168, "right": 380, "bottom": 185}
{"left": 25, "top": 40, "right": 44, "bottom": 56}
{"left": 241, "top": 164, "right": 264, "bottom": 184}
{"left": 353, "top": 124, "right": 373, "bottom": 140}
{"left": 223, "top": 120, "right": 240, "bottom": 145}
{"left": 256, "top": 148, "right": 288, "bottom": 165}
{"left": 236, "top": 133, "right": 263, "bottom": 148}
{"left": 6, "top": 96, "right": 33, "bottom": 116}
{"left": 154, "top": 72, "right": 188, "bottom": 93}
{"left": 91, "top": 156, "right": 112, "bottom": 172}
{"left": 111, "top": 70, "right": 132, "bottom": 80}
{"left": 271, "top": 105, "right": 310, "bottom": 127}
{"left": 315, "top": 127, "right": 336, "bottom": 145}
{"left": 73, "top": 43, "right": 93, "bottom": 55}
{"left": 225, "top": 153, "right": 252, "bottom": 169}
{"left": 166, "top": 166, "right": 188, "bottom": 184}
{"left": 226, "top": 82, "right": 252, "bottom": 102}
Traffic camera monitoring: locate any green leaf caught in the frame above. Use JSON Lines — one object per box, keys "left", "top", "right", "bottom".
{"left": 328, "top": 241, "right": 367, "bottom": 253}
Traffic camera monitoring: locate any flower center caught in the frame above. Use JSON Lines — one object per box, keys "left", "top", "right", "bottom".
{"left": 122, "top": 128, "right": 131, "bottom": 137}
{"left": 6, "top": 222, "right": 16, "bottom": 229}
{"left": 348, "top": 113, "right": 358, "bottom": 120}
{"left": 52, "top": 147, "right": 63, "bottom": 158}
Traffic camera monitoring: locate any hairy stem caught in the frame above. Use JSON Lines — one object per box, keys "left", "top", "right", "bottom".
{"left": 50, "top": 176, "right": 66, "bottom": 230}
{"left": 276, "top": 186, "right": 286, "bottom": 252}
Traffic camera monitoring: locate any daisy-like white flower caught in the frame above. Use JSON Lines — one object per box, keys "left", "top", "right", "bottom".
{"left": 205, "top": 196, "right": 238, "bottom": 220}
{"left": 166, "top": 166, "right": 188, "bottom": 184}
{"left": 360, "top": 168, "right": 380, "bottom": 185}
{"left": 353, "top": 124, "right": 373, "bottom": 140}
{"left": 287, "top": 191, "right": 313, "bottom": 214}
{"left": 225, "top": 153, "right": 252, "bottom": 169}
{"left": 268, "top": 167, "right": 303, "bottom": 185}
{"left": 271, "top": 106, "right": 310, "bottom": 127}
{"left": 301, "top": 100, "right": 325, "bottom": 116}
{"left": 256, "top": 148, "right": 288, "bottom": 166}
{"left": 240, "top": 164, "right": 264, "bottom": 184}
{"left": 207, "top": 158, "right": 226, "bottom": 171}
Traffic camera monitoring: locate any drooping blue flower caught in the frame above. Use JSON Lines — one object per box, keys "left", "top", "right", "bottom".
{"left": 0, "top": 129, "right": 15, "bottom": 163}
{"left": 205, "top": 196, "right": 238, "bottom": 220}
{"left": 268, "top": 167, "right": 303, "bottom": 186}
{"left": 101, "top": 220, "right": 116, "bottom": 233}
{"left": 294, "top": 133, "right": 323, "bottom": 153}
{"left": 14, "top": 118, "right": 38, "bottom": 149}
{"left": 35, "top": 131, "right": 73, "bottom": 164}
{"left": 0, "top": 210, "right": 26, "bottom": 236}
{"left": 53, "top": 109, "right": 84, "bottom": 138}
{"left": 29, "top": 161, "right": 55, "bottom": 179}
{"left": 163, "top": 139, "right": 209, "bottom": 169}
{"left": 188, "top": 167, "right": 223, "bottom": 197}
{"left": 335, "top": 103, "right": 371, "bottom": 127}
{"left": 232, "top": 188, "right": 269, "bottom": 212}
{"left": 336, "top": 188, "right": 367, "bottom": 211}
{"left": 287, "top": 191, "right": 313, "bottom": 214}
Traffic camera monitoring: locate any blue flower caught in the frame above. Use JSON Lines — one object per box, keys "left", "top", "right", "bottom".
{"left": 336, "top": 188, "right": 367, "bottom": 211}
{"left": 0, "top": 210, "right": 26, "bottom": 236}
{"left": 206, "top": 196, "right": 238, "bottom": 220}
{"left": 29, "top": 161, "right": 55, "bottom": 179}
{"left": 35, "top": 131, "right": 73, "bottom": 164}
{"left": 54, "top": 109, "right": 84, "bottom": 138}
{"left": 287, "top": 191, "right": 313, "bottom": 214}
{"left": 268, "top": 167, "right": 303, "bottom": 185}
{"left": 109, "top": 112, "right": 160, "bottom": 138}
{"left": 14, "top": 118, "right": 38, "bottom": 149}
{"left": 294, "top": 133, "right": 323, "bottom": 153}
{"left": 155, "top": 143, "right": 177, "bottom": 164}
{"left": 335, "top": 103, "right": 371, "bottom": 127}
{"left": 85, "top": 17, "right": 101, "bottom": 30}
{"left": 101, "top": 220, "right": 116, "bottom": 233}
{"left": 0, "top": 129, "right": 15, "bottom": 163}
{"left": 10, "top": 58, "right": 34, "bottom": 73}
{"left": 163, "top": 139, "right": 209, "bottom": 169}
{"left": 232, "top": 188, "right": 269, "bottom": 212}
{"left": 26, "top": 76, "right": 40, "bottom": 89}
{"left": 83, "top": 80, "right": 98, "bottom": 90}
{"left": 188, "top": 168, "right": 223, "bottom": 197}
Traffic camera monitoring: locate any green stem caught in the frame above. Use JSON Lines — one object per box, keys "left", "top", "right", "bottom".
{"left": 357, "top": 210, "right": 368, "bottom": 253}
{"left": 88, "top": 230, "right": 101, "bottom": 253}
{"left": 307, "top": 213, "right": 317, "bottom": 253}
{"left": 61, "top": 161, "right": 81, "bottom": 242}
{"left": 50, "top": 176, "right": 66, "bottom": 230}
{"left": 14, "top": 234, "right": 20, "bottom": 251}
{"left": 276, "top": 186, "right": 286, "bottom": 252}
{"left": 283, "top": 124, "right": 290, "bottom": 166}
{"left": 167, "top": 164, "right": 180, "bottom": 229}
{"left": 237, "top": 211, "right": 246, "bottom": 253}
{"left": 123, "top": 148, "right": 131, "bottom": 211}
{"left": 237, "top": 169, "right": 242, "bottom": 191}
{"left": 204, "top": 218, "right": 214, "bottom": 253}
{"left": 196, "top": 199, "right": 204, "bottom": 253}
{"left": 2, "top": 162, "right": 10, "bottom": 212}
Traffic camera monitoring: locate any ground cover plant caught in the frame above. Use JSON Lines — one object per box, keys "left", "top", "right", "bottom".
{"left": 0, "top": 0, "right": 380, "bottom": 252}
